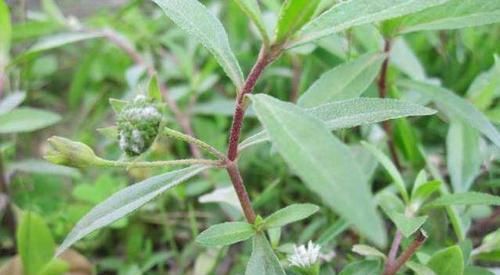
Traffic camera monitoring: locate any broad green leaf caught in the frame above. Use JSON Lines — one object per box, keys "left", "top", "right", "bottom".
{"left": 352, "top": 244, "right": 386, "bottom": 259}
{"left": 0, "top": 107, "right": 61, "bottom": 133}
{"left": 446, "top": 121, "right": 481, "bottom": 192}
{"left": 291, "top": 0, "right": 447, "bottom": 47}
{"left": 399, "top": 0, "right": 500, "bottom": 34}
{"left": 239, "top": 98, "right": 436, "bottom": 151}
{"left": 339, "top": 260, "right": 382, "bottom": 275}
{"left": 427, "top": 245, "right": 464, "bottom": 275}
{"left": 196, "top": 222, "right": 255, "bottom": 247}
{"left": 0, "top": 0, "right": 11, "bottom": 63}
{"left": 391, "top": 213, "right": 427, "bottom": 238}
{"left": 245, "top": 234, "right": 286, "bottom": 275}
{"left": 57, "top": 165, "right": 209, "bottom": 255}
{"left": 399, "top": 80, "right": 500, "bottom": 148}
{"left": 464, "top": 266, "right": 494, "bottom": 275}
{"left": 25, "top": 32, "right": 103, "bottom": 55}
{"left": 0, "top": 91, "right": 26, "bottom": 115}
{"left": 274, "top": 0, "right": 321, "bottom": 44}
{"left": 427, "top": 192, "right": 500, "bottom": 208}
{"left": 406, "top": 261, "right": 436, "bottom": 275}
{"left": 233, "top": 0, "right": 269, "bottom": 44}
{"left": 39, "top": 259, "right": 69, "bottom": 275}
{"left": 151, "top": 0, "right": 244, "bottom": 89}
{"left": 250, "top": 94, "right": 386, "bottom": 247}
{"left": 362, "top": 141, "right": 410, "bottom": 203}
{"left": 263, "top": 203, "right": 319, "bottom": 228}
{"left": 298, "top": 53, "right": 386, "bottom": 107}
{"left": 17, "top": 212, "right": 57, "bottom": 275}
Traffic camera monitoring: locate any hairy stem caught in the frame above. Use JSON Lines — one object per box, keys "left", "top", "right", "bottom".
{"left": 163, "top": 127, "right": 226, "bottom": 160}
{"left": 101, "top": 29, "right": 203, "bottom": 159}
{"left": 97, "top": 158, "right": 222, "bottom": 169}
{"left": 383, "top": 230, "right": 427, "bottom": 275}
{"left": 378, "top": 39, "right": 402, "bottom": 170}
{"left": 225, "top": 45, "right": 280, "bottom": 223}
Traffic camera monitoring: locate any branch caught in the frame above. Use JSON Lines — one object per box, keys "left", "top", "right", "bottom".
{"left": 378, "top": 38, "right": 402, "bottom": 170}
{"left": 383, "top": 230, "right": 427, "bottom": 275}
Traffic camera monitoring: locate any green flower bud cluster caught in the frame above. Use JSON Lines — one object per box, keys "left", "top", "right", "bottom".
{"left": 117, "top": 95, "right": 162, "bottom": 156}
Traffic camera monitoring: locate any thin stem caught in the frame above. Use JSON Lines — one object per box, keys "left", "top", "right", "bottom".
{"left": 100, "top": 28, "right": 203, "bottom": 159}
{"left": 227, "top": 46, "right": 276, "bottom": 161}
{"left": 384, "top": 230, "right": 403, "bottom": 272}
{"left": 97, "top": 158, "right": 221, "bottom": 169}
{"left": 163, "top": 127, "right": 226, "bottom": 160}
{"left": 378, "top": 39, "right": 402, "bottom": 170}
{"left": 383, "top": 230, "right": 427, "bottom": 275}
{"left": 226, "top": 161, "right": 256, "bottom": 223}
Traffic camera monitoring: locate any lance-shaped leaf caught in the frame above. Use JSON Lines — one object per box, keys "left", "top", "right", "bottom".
{"left": 56, "top": 165, "right": 209, "bottom": 255}
{"left": 399, "top": 80, "right": 500, "bottom": 148}
{"left": 446, "top": 121, "right": 481, "bottom": 193}
{"left": 245, "top": 234, "right": 286, "bottom": 275}
{"left": 0, "top": 107, "right": 61, "bottom": 133}
{"left": 151, "top": 0, "right": 244, "bottom": 89}
{"left": 290, "top": 0, "right": 447, "bottom": 47}
{"left": 196, "top": 222, "right": 255, "bottom": 247}
{"left": 263, "top": 203, "right": 319, "bottom": 228}
{"left": 25, "top": 32, "right": 104, "bottom": 55}
{"left": 0, "top": 91, "right": 26, "bottom": 115}
{"left": 426, "top": 192, "right": 500, "bottom": 208}
{"left": 274, "top": 0, "right": 321, "bottom": 44}
{"left": 240, "top": 98, "right": 436, "bottom": 151}
{"left": 298, "top": 53, "right": 386, "bottom": 107}
{"left": 250, "top": 94, "right": 386, "bottom": 247}
{"left": 233, "top": 0, "right": 269, "bottom": 44}
{"left": 399, "top": 0, "right": 500, "bottom": 34}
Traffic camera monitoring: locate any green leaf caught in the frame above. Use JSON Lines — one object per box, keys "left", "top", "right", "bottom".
{"left": 464, "top": 266, "right": 494, "bottom": 275}
{"left": 39, "top": 259, "right": 69, "bottom": 275}
{"left": 399, "top": 0, "right": 500, "bottom": 34}
{"left": 250, "top": 94, "right": 386, "bottom": 247}
{"left": 291, "top": 0, "right": 447, "bottom": 47}
{"left": 245, "top": 234, "right": 286, "bottom": 275}
{"left": 411, "top": 180, "right": 441, "bottom": 209}
{"left": 406, "top": 261, "right": 436, "bottom": 275}
{"left": 427, "top": 192, "right": 500, "bottom": 208}
{"left": 109, "top": 98, "right": 128, "bottom": 114}
{"left": 362, "top": 141, "right": 410, "bottom": 203}
{"left": 298, "top": 53, "right": 386, "bottom": 107}
{"left": 0, "top": 107, "right": 61, "bottom": 133}
{"left": 57, "top": 165, "right": 209, "bottom": 255}
{"left": 240, "top": 98, "right": 436, "bottom": 151}
{"left": 447, "top": 121, "right": 481, "bottom": 192}
{"left": 8, "top": 159, "right": 81, "bottom": 178}
{"left": 17, "top": 212, "right": 57, "bottom": 275}
{"left": 0, "top": 91, "right": 26, "bottom": 115}
{"left": 427, "top": 245, "right": 464, "bottom": 275}
{"left": 24, "top": 32, "right": 103, "bottom": 55}
{"left": 467, "top": 55, "right": 500, "bottom": 110}
{"left": 233, "top": 0, "right": 269, "bottom": 44}
{"left": 339, "top": 260, "right": 382, "bottom": 275}
{"left": 0, "top": 0, "right": 11, "bottom": 64}
{"left": 151, "top": 0, "right": 244, "bottom": 89}
{"left": 263, "top": 203, "right": 319, "bottom": 229}
{"left": 391, "top": 213, "right": 427, "bottom": 238}
{"left": 352, "top": 244, "right": 387, "bottom": 259}
{"left": 196, "top": 222, "right": 255, "bottom": 247}
{"left": 147, "top": 75, "right": 163, "bottom": 102}
{"left": 399, "top": 80, "right": 500, "bottom": 148}
{"left": 274, "top": 0, "right": 321, "bottom": 44}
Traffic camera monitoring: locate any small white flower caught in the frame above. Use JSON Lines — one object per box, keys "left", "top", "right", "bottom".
{"left": 288, "top": 241, "right": 321, "bottom": 268}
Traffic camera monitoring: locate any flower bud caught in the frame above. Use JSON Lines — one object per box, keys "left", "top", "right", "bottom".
{"left": 45, "top": 136, "right": 101, "bottom": 168}
{"left": 117, "top": 95, "right": 162, "bottom": 156}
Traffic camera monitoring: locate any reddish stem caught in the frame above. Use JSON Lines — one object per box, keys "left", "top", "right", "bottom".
{"left": 384, "top": 230, "right": 403, "bottom": 272}
{"left": 383, "top": 230, "right": 427, "bottom": 275}
{"left": 378, "top": 39, "right": 402, "bottom": 170}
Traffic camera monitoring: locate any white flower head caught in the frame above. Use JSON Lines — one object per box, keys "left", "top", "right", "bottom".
{"left": 288, "top": 241, "right": 321, "bottom": 268}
